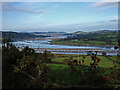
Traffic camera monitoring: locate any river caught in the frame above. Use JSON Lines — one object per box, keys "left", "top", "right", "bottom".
{"left": 12, "top": 36, "right": 118, "bottom": 55}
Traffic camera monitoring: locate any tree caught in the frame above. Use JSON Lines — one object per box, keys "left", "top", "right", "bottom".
{"left": 42, "top": 50, "right": 54, "bottom": 63}
{"left": 102, "top": 52, "right": 106, "bottom": 56}
{"left": 2, "top": 38, "right": 6, "bottom": 47}
{"left": 21, "top": 46, "right": 35, "bottom": 56}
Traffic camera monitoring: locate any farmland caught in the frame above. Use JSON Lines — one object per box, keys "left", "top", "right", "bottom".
{"left": 51, "top": 30, "right": 118, "bottom": 46}
{"left": 40, "top": 54, "right": 120, "bottom": 87}
{"left": 51, "top": 54, "right": 118, "bottom": 68}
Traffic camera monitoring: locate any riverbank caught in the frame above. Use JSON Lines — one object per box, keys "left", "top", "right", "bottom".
{"left": 18, "top": 47, "right": 118, "bottom": 55}
{"left": 50, "top": 40, "right": 117, "bottom": 47}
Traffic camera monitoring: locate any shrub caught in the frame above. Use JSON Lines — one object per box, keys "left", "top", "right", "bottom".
{"left": 102, "top": 52, "right": 107, "bottom": 56}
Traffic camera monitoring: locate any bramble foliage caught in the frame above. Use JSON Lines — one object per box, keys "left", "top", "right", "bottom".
{"left": 16, "top": 55, "right": 51, "bottom": 82}
{"left": 2, "top": 38, "right": 53, "bottom": 88}
{"left": 2, "top": 44, "right": 22, "bottom": 64}
{"left": 102, "top": 52, "right": 107, "bottom": 56}
{"left": 42, "top": 50, "right": 54, "bottom": 63}
{"left": 21, "top": 46, "right": 35, "bottom": 56}
{"left": 60, "top": 50, "right": 120, "bottom": 88}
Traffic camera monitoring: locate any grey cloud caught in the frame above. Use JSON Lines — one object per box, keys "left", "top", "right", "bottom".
{"left": 2, "top": 2, "right": 46, "bottom": 14}
{"left": 92, "top": 2, "right": 117, "bottom": 7}
{"left": 92, "top": 0, "right": 118, "bottom": 8}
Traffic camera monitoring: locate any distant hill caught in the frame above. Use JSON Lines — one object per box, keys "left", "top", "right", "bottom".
{"left": 73, "top": 31, "right": 86, "bottom": 34}
{"left": 2, "top": 31, "right": 50, "bottom": 41}
{"left": 2, "top": 31, "right": 68, "bottom": 41}
{"left": 51, "top": 30, "right": 118, "bottom": 46}
{"left": 73, "top": 30, "right": 118, "bottom": 34}
{"left": 90, "top": 30, "right": 118, "bottom": 33}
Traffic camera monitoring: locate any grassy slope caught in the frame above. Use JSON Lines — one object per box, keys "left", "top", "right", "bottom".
{"left": 47, "top": 55, "right": 119, "bottom": 86}
{"left": 52, "top": 55, "right": 118, "bottom": 68}
{"left": 51, "top": 31, "right": 118, "bottom": 46}
{"left": 51, "top": 39, "right": 118, "bottom": 46}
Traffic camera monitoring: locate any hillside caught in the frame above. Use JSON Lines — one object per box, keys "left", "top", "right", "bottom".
{"left": 51, "top": 30, "right": 118, "bottom": 46}
{"left": 2, "top": 31, "right": 50, "bottom": 41}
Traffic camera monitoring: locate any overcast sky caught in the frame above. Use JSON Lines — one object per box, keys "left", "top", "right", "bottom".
{"left": 2, "top": 2, "right": 118, "bottom": 32}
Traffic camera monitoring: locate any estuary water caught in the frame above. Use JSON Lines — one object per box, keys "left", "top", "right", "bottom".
{"left": 12, "top": 36, "right": 117, "bottom": 55}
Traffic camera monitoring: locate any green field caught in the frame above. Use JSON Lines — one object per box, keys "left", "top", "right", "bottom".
{"left": 52, "top": 55, "right": 117, "bottom": 68}
{"left": 51, "top": 40, "right": 117, "bottom": 46}
{"left": 46, "top": 54, "right": 120, "bottom": 87}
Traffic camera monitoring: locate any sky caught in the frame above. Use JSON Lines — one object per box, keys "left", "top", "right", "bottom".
{"left": 2, "top": 2, "right": 118, "bottom": 32}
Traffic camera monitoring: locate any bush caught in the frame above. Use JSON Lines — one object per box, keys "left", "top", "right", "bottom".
{"left": 21, "top": 46, "right": 35, "bottom": 56}
{"left": 102, "top": 52, "right": 106, "bottom": 56}
{"left": 2, "top": 44, "right": 22, "bottom": 64}
{"left": 42, "top": 50, "right": 54, "bottom": 63}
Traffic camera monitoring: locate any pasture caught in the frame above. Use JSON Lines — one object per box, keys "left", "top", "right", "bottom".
{"left": 52, "top": 54, "right": 118, "bottom": 68}
{"left": 46, "top": 54, "right": 120, "bottom": 87}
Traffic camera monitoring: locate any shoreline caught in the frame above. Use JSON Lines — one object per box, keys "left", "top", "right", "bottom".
{"left": 18, "top": 47, "right": 118, "bottom": 54}
{"left": 50, "top": 42, "right": 114, "bottom": 48}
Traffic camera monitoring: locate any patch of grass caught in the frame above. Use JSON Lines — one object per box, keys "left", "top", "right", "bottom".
{"left": 51, "top": 40, "right": 117, "bottom": 46}
{"left": 52, "top": 57, "right": 66, "bottom": 63}
{"left": 45, "top": 55, "right": 119, "bottom": 86}
{"left": 52, "top": 55, "right": 118, "bottom": 68}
